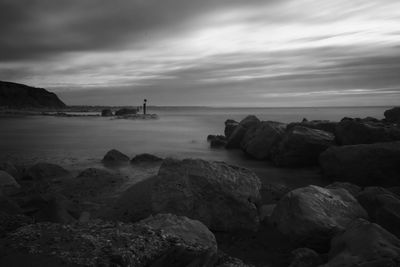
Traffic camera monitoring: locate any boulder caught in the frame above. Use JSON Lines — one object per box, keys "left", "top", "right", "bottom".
{"left": 287, "top": 120, "right": 338, "bottom": 134}
{"left": 384, "top": 107, "right": 400, "bottom": 123}
{"left": 325, "top": 182, "right": 361, "bottom": 197}
{"left": 0, "top": 170, "right": 20, "bottom": 195}
{"left": 270, "top": 185, "right": 368, "bottom": 250}
{"left": 102, "top": 149, "right": 130, "bottom": 164}
{"left": 23, "top": 162, "right": 70, "bottom": 181}
{"left": 260, "top": 183, "right": 292, "bottom": 204}
{"left": 0, "top": 161, "right": 21, "bottom": 180}
{"left": 0, "top": 212, "right": 31, "bottom": 237}
{"left": 101, "top": 108, "right": 113, "bottom": 117}
{"left": 138, "top": 213, "right": 217, "bottom": 252}
{"left": 151, "top": 158, "right": 262, "bottom": 232}
{"left": 271, "top": 126, "right": 335, "bottom": 167}
{"left": 207, "top": 135, "right": 227, "bottom": 148}
{"left": 335, "top": 118, "right": 400, "bottom": 145}
{"left": 61, "top": 168, "right": 124, "bottom": 199}
{"left": 115, "top": 108, "right": 137, "bottom": 116}
{"left": 131, "top": 153, "right": 163, "bottom": 164}
{"left": 224, "top": 119, "right": 239, "bottom": 139}
{"left": 240, "top": 121, "right": 286, "bottom": 159}
{"left": 322, "top": 219, "right": 400, "bottom": 267}
{"left": 19, "top": 193, "right": 79, "bottom": 224}
{"left": 320, "top": 141, "right": 400, "bottom": 186}
{"left": 0, "top": 217, "right": 218, "bottom": 266}
{"left": 289, "top": 248, "right": 322, "bottom": 267}
{"left": 357, "top": 187, "right": 400, "bottom": 238}
{"left": 226, "top": 115, "right": 260, "bottom": 149}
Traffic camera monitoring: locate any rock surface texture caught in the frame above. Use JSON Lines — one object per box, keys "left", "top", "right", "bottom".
{"left": 151, "top": 158, "right": 262, "bottom": 232}
{"left": 270, "top": 185, "right": 367, "bottom": 250}
{"left": 320, "top": 141, "right": 400, "bottom": 186}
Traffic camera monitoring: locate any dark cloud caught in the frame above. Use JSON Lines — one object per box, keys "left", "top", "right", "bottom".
{"left": 0, "top": 0, "right": 270, "bottom": 61}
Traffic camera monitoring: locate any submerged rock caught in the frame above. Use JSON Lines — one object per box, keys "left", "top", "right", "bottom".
{"left": 320, "top": 141, "right": 400, "bottom": 186}
{"left": 101, "top": 109, "right": 113, "bottom": 117}
{"left": 207, "top": 135, "right": 227, "bottom": 148}
{"left": 241, "top": 121, "right": 286, "bottom": 159}
{"left": 23, "top": 162, "right": 70, "bottom": 181}
{"left": 151, "top": 158, "right": 262, "bottom": 232}
{"left": 102, "top": 149, "right": 130, "bottom": 164}
{"left": 226, "top": 115, "right": 260, "bottom": 149}
{"left": 0, "top": 215, "right": 218, "bottom": 267}
{"left": 115, "top": 108, "right": 137, "bottom": 116}
{"left": 131, "top": 153, "right": 163, "bottom": 164}
{"left": 271, "top": 126, "right": 335, "bottom": 167}
{"left": 270, "top": 185, "right": 367, "bottom": 250}
{"left": 335, "top": 118, "right": 400, "bottom": 145}
{"left": 322, "top": 219, "right": 400, "bottom": 267}
{"left": 384, "top": 107, "right": 400, "bottom": 123}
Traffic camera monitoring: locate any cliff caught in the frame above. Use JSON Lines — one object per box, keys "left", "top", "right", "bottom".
{"left": 0, "top": 81, "right": 66, "bottom": 109}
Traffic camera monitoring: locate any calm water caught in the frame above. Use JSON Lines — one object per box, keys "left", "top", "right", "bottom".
{"left": 0, "top": 106, "right": 389, "bottom": 186}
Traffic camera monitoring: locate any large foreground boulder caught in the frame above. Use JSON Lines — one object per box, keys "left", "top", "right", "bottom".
{"left": 384, "top": 107, "right": 400, "bottom": 123}
{"left": 23, "top": 162, "right": 70, "bottom": 181}
{"left": 335, "top": 118, "right": 400, "bottom": 145}
{"left": 270, "top": 185, "right": 367, "bottom": 250}
{"left": 271, "top": 126, "right": 335, "bottom": 167}
{"left": 320, "top": 141, "right": 400, "bottom": 186}
{"left": 357, "top": 187, "right": 400, "bottom": 238}
{"left": 240, "top": 121, "right": 286, "bottom": 159}
{"left": 0, "top": 215, "right": 219, "bottom": 267}
{"left": 151, "top": 158, "right": 262, "bottom": 232}
{"left": 322, "top": 219, "right": 400, "bottom": 267}
{"left": 102, "top": 149, "right": 130, "bottom": 164}
{"left": 226, "top": 115, "right": 260, "bottom": 149}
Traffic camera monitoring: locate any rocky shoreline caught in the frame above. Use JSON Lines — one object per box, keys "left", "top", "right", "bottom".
{"left": 1, "top": 107, "right": 400, "bottom": 266}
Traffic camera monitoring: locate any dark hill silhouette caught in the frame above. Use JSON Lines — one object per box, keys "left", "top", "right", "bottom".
{"left": 0, "top": 81, "right": 66, "bottom": 108}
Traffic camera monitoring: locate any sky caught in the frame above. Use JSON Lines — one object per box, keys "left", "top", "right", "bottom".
{"left": 1, "top": 0, "right": 400, "bottom": 107}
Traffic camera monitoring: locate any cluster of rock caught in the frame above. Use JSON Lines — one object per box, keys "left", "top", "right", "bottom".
{"left": 102, "top": 149, "right": 163, "bottom": 165}
{"left": 208, "top": 107, "right": 400, "bottom": 177}
{"left": 101, "top": 108, "right": 138, "bottom": 117}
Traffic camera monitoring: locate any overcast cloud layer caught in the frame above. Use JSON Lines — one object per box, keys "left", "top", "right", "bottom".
{"left": 1, "top": 0, "right": 400, "bottom": 106}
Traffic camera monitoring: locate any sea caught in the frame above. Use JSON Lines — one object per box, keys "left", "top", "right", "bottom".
{"left": 0, "top": 106, "right": 390, "bottom": 187}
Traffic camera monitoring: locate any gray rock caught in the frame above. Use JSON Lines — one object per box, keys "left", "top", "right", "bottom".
{"left": 0, "top": 170, "right": 20, "bottom": 195}
{"left": 115, "top": 108, "right": 137, "bottom": 116}
{"left": 0, "top": 216, "right": 218, "bottom": 267}
{"left": 322, "top": 219, "right": 400, "bottom": 267}
{"left": 287, "top": 120, "right": 338, "bottom": 134}
{"left": 325, "top": 182, "right": 361, "bottom": 197}
{"left": 226, "top": 115, "right": 261, "bottom": 149}
{"left": 151, "top": 158, "right": 262, "bottom": 232}
{"left": 357, "top": 187, "right": 400, "bottom": 238}
{"left": 241, "top": 121, "right": 286, "bottom": 159}
{"left": 24, "top": 162, "right": 70, "bottom": 181}
{"left": 224, "top": 119, "right": 239, "bottom": 139}
{"left": 289, "top": 248, "right": 322, "bottom": 267}
{"left": 0, "top": 161, "right": 21, "bottom": 180}
{"left": 335, "top": 118, "right": 400, "bottom": 145}
{"left": 271, "top": 185, "right": 368, "bottom": 250}
{"left": 101, "top": 109, "right": 113, "bottom": 117}
{"left": 384, "top": 107, "right": 400, "bottom": 123}
{"left": 271, "top": 126, "right": 335, "bottom": 167}
{"left": 320, "top": 141, "right": 400, "bottom": 186}
{"left": 131, "top": 153, "right": 163, "bottom": 164}
{"left": 102, "top": 149, "right": 130, "bottom": 164}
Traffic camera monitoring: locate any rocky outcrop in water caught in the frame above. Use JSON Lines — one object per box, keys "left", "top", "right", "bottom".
{"left": 0, "top": 80, "right": 66, "bottom": 108}
{"left": 287, "top": 120, "right": 338, "bottom": 134}
{"left": 271, "top": 126, "right": 335, "bottom": 167}
{"left": 101, "top": 108, "right": 113, "bottom": 116}
{"left": 384, "top": 107, "right": 400, "bottom": 123}
{"left": 226, "top": 115, "right": 260, "bottom": 149}
{"left": 131, "top": 153, "right": 163, "bottom": 164}
{"left": 115, "top": 108, "right": 137, "bottom": 116}
{"left": 320, "top": 141, "right": 400, "bottom": 186}
{"left": 151, "top": 158, "right": 262, "bottom": 232}
{"left": 241, "top": 121, "right": 286, "bottom": 160}
{"left": 102, "top": 149, "right": 130, "bottom": 164}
